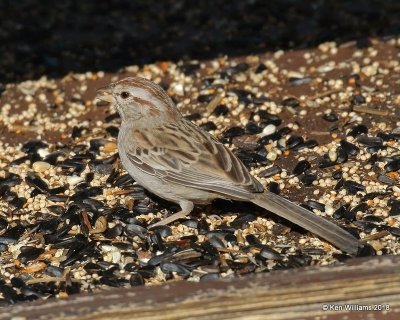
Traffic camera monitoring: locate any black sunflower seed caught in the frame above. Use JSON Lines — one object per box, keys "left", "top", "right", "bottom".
{"left": 1, "top": 189, "right": 17, "bottom": 202}
{"left": 268, "top": 181, "right": 280, "bottom": 194}
{"left": 197, "top": 94, "right": 215, "bottom": 103}
{"left": 227, "top": 89, "right": 254, "bottom": 104}
{"left": 318, "top": 155, "right": 334, "bottom": 168}
{"left": 71, "top": 126, "right": 85, "bottom": 139}
{"left": 356, "top": 244, "right": 376, "bottom": 257}
{"left": 200, "top": 121, "right": 217, "bottom": 131}
{"left": 44, "top": 265, "right": 64, "bottom": 277}
{"left": 151, "top": 225, "right": 172, "bottom": 238}
{"left": 0, "top": 217, "right": 8, "bottom": 229}
{"left": 0, "top": 173, "right": 21, "bottom": 188}
{"left": 160, "top": 262, "right": 191, "bottom": 277}
{"left": 89, "top": 139, "right": 108, "bottom": 153}
{"left": 89, "top": 161, "right": 113, "bottom": 175}
{"left": 322, "top": 113, "right": 338, "bottom": 122}
{"left": 147, "top": 250, "right": 176, "bottom": 266}
{"left": 389, "top": 200, "right": 400, "bottom": 216}
{"left": 133, "top": 205, "right": 155, "bottom": 215}
{"left": 222, "top": 126, "right": 245, "bottom": 139}
{"left": 196, "top": 218, "right": 209, "bottom": 235}
{"left": 363, "top": 215, "right": 384, "bottom": 223}
{"left": 253, "top": 95, "right": 270, "bottom": 105}
{"left": 245, "top": 234, "right": 261, "bottom": 246}
{"left": 336, "top": 147, "right": 348, "bottom": 164}
{"left": 124, "top": 224, "right": 147, "bottom": 239}
{"left": 149, "top": 232, "right": 165, "bottom": 251}
{"left": 306, "top": 200, "right": 325, "bottom": 211}
{"left": 181, "top": 219, "right": 198, "bottom": 229}
{"left": 350, "top": 202, "right": 369, "bottom": 216}
{"left": 71, "top": 187, "right": 103, "bottom": 201}
{"left": 180, "top": 62, "right": 201, "bottom": 76}
{"left": 353, "top": 221, "right": 377, "bottom": 233}
{"left": 208, "top": 236, "right": 225, "bottom": 249}
{"left": 340, "top": 140, "right": 359, "bottom": 156}
{"left": 138, "top": 266, "right": 156, "bottom": 279}
{"left": 259, "top": 245, "right": 282, "bottom": 260}
{"left": 63, "top": 241, "right": 97, "bottom": 267}
{"left": 347, "top": 124, "right": 368, "bottom": 137}
{"left": 113, "top": 174, "right": 135, "bottom": 187}
{"left": 368, "top": 153, "right": 378, "bottom": 164}
{"left": 292, "top": 160, "right": 311, "bottom": 175}
{"left": 282, "top": 97, "right": 300, "bottom": 108}
{"left": 293, "top": 139, "right": 318, "bottom": 151}
{"left": 38, "top": 218, "right": 59, "bottom": 234}
{"left": 257, "top": 111, "right": 282, "bottom": 126}
{"left": 200, "top": 241, "right": 219, "bottom": 258}
{"left": 18, "top": 246, "right": 45, "bottom": 264}
{"left": 351, "top": 94, "right": 366, "bottom": 105}
{"left": 200, "top": 273, "right": 220, "bottom": 281}
{"left": 25, "top": 172, "right": 49, "bottom": 193}
{"left": 10, "top": 197, "right": 26, "bottom": 209}
{"left": 212, "top": 105, "right": 229, "bottom": 116}
{"left": 57, "top": 159, "right": 86, "bottom": 174}
{"left": 0, "top": 285, "right": 18, "bottom": 303}
{"left": 129, "top": 273, "right": 144, "bottom": 286}
{"left": 287, "top": 254, "right": 312, "bottom": 267}
{"left": 10, "top": 277, "right": 25, "bottom": 289}
{"left": 287, "top": 135, "right": 304, "bottom": 149}
{"left": 224, "top": 233, "right": 237, "bottom": 244}
{"left": 387, "top": 227, "right": 400, "bottom": 237}
{"left": 222, "top": 63, "right": 249, "bottom": 77}
{"left": 377, "top": 132, "right": 394, "bottom": 141}
{"left": 391, "top": 130, "right": 400, "bottom": 140}
{"left": 22, "top": 140, "right": 48, "bottom": 154}
{"left": 184, "top": 113, "right": 202, "bottom": 121}
{"left": 105, "top": 224, "right": 123, "bottom": 238}
{"left": 235, "top": 151, "right": 269, "bottom": 166}
{"left": 259, "top": 165, "right": 281, "bottom": 178}
{"left": 332, "top": 170, "right": 343, "bottom": 180}
{"left": 47, "top": 205, "right": 65, "bottom": 215}
{"left": 343, "top": 180, "right": 365, "bottom": 194}
{"left": 245, "top": 122, "right": 262, "bottom": 134}
{"left": 255, "top": 63, "right": 267, "bottom": 73}
{"left": 10, "top": 155, "right": 32, "bottom": 166}
{"left": 357, "top": 135, "right": 383, "bottom": 147}
{"left": 0, "top": 225, "right": 25, "bottom": 244}
{"left": 43, "top": 151, "right": 64, "bottom": 165}
{"left": 288, "top": 77, "right": 312, "bottom": 86}
{"left": 100, "top": 276, "right": 128, "bottom": 287}
{"left": 105, "top": 126, "right": 119, "bottom": 137}
{"left": 333, "top": 204, "right": 350, "bottom": 220}
{"left": 384, "top": 159, "right": 400, "bottom": 172}
{"left": 47, "top": 195, "right": 69, "bottom": 202}
{"left": 300, "top": 173, "right": 316, "bottom": 186}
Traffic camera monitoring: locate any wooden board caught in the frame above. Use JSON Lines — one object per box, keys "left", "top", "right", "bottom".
{"left": 1, "top": 255, "right": 399, "bottom": 320}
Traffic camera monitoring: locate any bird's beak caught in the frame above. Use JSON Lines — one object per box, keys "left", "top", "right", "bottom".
{"left": 95, "top": 86, "right": 113, "bottom": 103}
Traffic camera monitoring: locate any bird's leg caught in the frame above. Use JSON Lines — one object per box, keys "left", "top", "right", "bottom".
{"left": 149, "top": 201, "right": 194, "bottom": 228}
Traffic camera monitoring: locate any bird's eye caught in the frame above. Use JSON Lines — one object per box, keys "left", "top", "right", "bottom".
{"left": 120, "top": 91, "right": 130, "bottom": 99}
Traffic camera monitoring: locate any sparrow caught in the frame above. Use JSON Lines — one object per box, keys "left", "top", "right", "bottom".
{"left": 96, "top": 76, "right": 362, "bottom": 255}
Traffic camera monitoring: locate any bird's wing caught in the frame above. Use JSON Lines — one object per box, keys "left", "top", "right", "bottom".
{"left": 125, "top": 119, "right": 264, "bottom": 199}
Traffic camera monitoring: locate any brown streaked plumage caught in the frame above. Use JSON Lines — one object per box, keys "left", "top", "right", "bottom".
{"left": 96, "top": 76, "right": 363, "bottom": 255}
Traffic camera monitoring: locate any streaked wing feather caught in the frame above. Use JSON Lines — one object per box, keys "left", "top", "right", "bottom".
{"left": 127, "top": 119, "right": 263, "bottom": 199}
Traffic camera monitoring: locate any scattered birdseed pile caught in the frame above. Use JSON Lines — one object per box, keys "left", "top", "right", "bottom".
{"left": 1, "top": 37, "right": 400, "bottom": 306}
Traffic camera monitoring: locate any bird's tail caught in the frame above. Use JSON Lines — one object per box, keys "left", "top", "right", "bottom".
{"left": 252, "top": 192, "right": 362, "bottom": 255}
